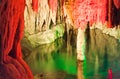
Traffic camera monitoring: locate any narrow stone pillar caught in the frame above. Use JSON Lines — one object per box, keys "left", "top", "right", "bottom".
{"left": 77, "top": 27, "right": 86, "bottom": 61}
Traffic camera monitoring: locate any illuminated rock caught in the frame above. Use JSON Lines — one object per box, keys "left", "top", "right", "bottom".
{"left": 0, "top": 0, "right": 34, "bottom": 79}
{"left": 32, "top": 0, "right": 39, "bottom": 12}
{"left": 77, "top": 28, "right": 86, "bottom": 61}
{"left": 24, "top": 0, "right": 64, "bottom": 47}
{"left": 72, "top": 0, "right": 108, "bottom": 29}
{"left": 113, "top": 0, "right": 120, "bottom": 9}
{"left": 49, "top": 0, "right": 58, "bottom": 24}
{"left": 26, "top": 24, "right": 65, "bottom": 47}
{"left": 24, "top": 0, "right": 58, "bottom": 35}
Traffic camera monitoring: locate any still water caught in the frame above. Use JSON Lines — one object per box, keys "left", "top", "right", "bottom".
{"left": 23, "top": 29, "right": 120, "bottom": 79}
{"left": 24, "top": 38, "right": 77, "bottom": 79}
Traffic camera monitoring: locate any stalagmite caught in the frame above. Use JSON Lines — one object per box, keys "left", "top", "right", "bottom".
{"left": 62, "top": 0, "right": 119, "bottom": 61}
{"left": 72, "top": 0, "right": 108, "bottom": 61}
{"left": 77, "top": 28, "right": 86, "bottom": 61}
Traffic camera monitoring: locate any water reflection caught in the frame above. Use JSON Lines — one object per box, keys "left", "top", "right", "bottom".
{"left": 108, "top": 69, "right": 113, "bottom": 79}
{"left": 83, "top": 29, "right": 120, "bottom": 79}
{"left": 24, "top": 38, "right": 77, "bottom": 79}
{"left": 77, "top": 62, "right": 85, "bottom": 79}
{"left": 23, "top": 29, "right": 120, "bottom": 79}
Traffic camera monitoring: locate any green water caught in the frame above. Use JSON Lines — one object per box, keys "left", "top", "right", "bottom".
{"left": 82, "top": 29, "right": 120, "bottom": 79}
{"left": 24, "top": 29, "right": 120, "bottom": 79}
{"left": 24, "top": 38, "right": 77, "bottom": 79}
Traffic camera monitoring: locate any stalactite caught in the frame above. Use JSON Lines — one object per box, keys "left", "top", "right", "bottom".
{"left": 108, "top": 0, "right": 113, "bottom": 28}
{"left": 0, "top": 0, "right": 33, "bottom": 79}
{"left": 32, "top": 0, "right": 39, "bottom": 12}
{"left": 48, "top": 0, "right": 58, "bottom": 25}
{"left": 72, "top": 0, "right": 108, "bottom": 29}
{"left": 57, "top": 0, "right": 65, "bottom": 23}
{"left": 112, "top": 0, "right": 120, "bottom": 26}
{"left": 113, "top": 0, "right": 120, "bottom": 9}
{"left": 107, "top": 0, "right": 120, "bottom": 28}
{"left": 39, "top": 0, "right": 50, "bottom": 31}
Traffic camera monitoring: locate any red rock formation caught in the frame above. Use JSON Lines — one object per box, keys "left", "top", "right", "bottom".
{"left": 108, "top": 0, "right": 113, "bottom": 28}
{"left": 108, "top": 0, "right": 120, "bottom": 27}
{"left": 0, "top": 0, "right": 33, "bottom": 79}
{"left": 72, "top": 0, "right": 108, "bottom": 29}
{"left": 48, "top": 0, "right": 58, "bottom": 13}
{"left": 71, "top": 0, "right": 120, "bottom": 28}
{"left": 32, "top": 0, "right": 39, "bottom": 13}
{"left": 48, "top": 0, "right": 58, "bottom": 24}
{"left": 113, "top": 0, "right": 120, "bottom": 9}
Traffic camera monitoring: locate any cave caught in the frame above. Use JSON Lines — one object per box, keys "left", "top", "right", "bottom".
{"left": 0, "top": 0, "right": 120, "bottom": 79}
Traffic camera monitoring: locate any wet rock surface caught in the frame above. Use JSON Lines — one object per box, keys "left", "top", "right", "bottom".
{"left": 90, "top": 23, "right": 120, "bottom": 39}
{"left": 83, "top": 29, "right": 120, "bottom": 79}
{"left": 22, "top": 29, "right": 120, "bottom": 79}
{"left": 21, "top": 24, "right": 65, "bottom": 48}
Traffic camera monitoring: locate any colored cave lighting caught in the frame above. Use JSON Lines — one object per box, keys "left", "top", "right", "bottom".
{"left": 32, "top": 0, "right": 39, "bottom": 13}
{"left": 0, "top": 0, "right": 120, "bottom": 79}
{"left": 73, "top": 0, "right": 107, "bottom": 29}
{"left": 0, "top": 0, "right": 35, "bottom": 79}
{"left": 66, "top": 0, "right": 120, "bottom": 29}
{"left": 108, "top": 69, "right": 113, "bottom": 79}
{"left": 113, "top": 0, "right": 120, "bottom": 9}
{"left": 48, "top": 0, "right": 58, "bottom": 13}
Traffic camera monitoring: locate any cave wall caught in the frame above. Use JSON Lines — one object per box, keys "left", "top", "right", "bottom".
{"left": 0, "top": 0, "right": 37, "bottom": 79}
{"left": 24, "top": 0, "right": 120, "bottom": 42}
{"left": 24, "top": 0, "right": 59, "bottom": 35}
{"left": 0, "top": 0, "right": 120, "bottom": 78}
{"left": 23, "top": 0, "right": 65, "bottom": 48}
{"left": 113, "top": 0, "right": 120, "bottom": 9}
{"left": 66, "top": 0, "right": 120, "bottom": 29}
{"left": 24, "top": 0, "right": 120, "bottom": 36}
{"left": 73, "top": 0, "right": 107, "bottom": 29}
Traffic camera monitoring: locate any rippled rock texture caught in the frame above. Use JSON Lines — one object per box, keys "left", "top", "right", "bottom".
{"left": 0, "top": 0, "right": 37, "bottom": 79}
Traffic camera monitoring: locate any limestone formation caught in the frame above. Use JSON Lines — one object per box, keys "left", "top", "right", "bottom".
{"left": 0, "top": 0, "right": 33, "bottom": 79}
{"left": 23, "top": 0, "right": 66, "bottom": 47}
{"left": 24, "top": 0, "right": 58, "bottom": 35}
